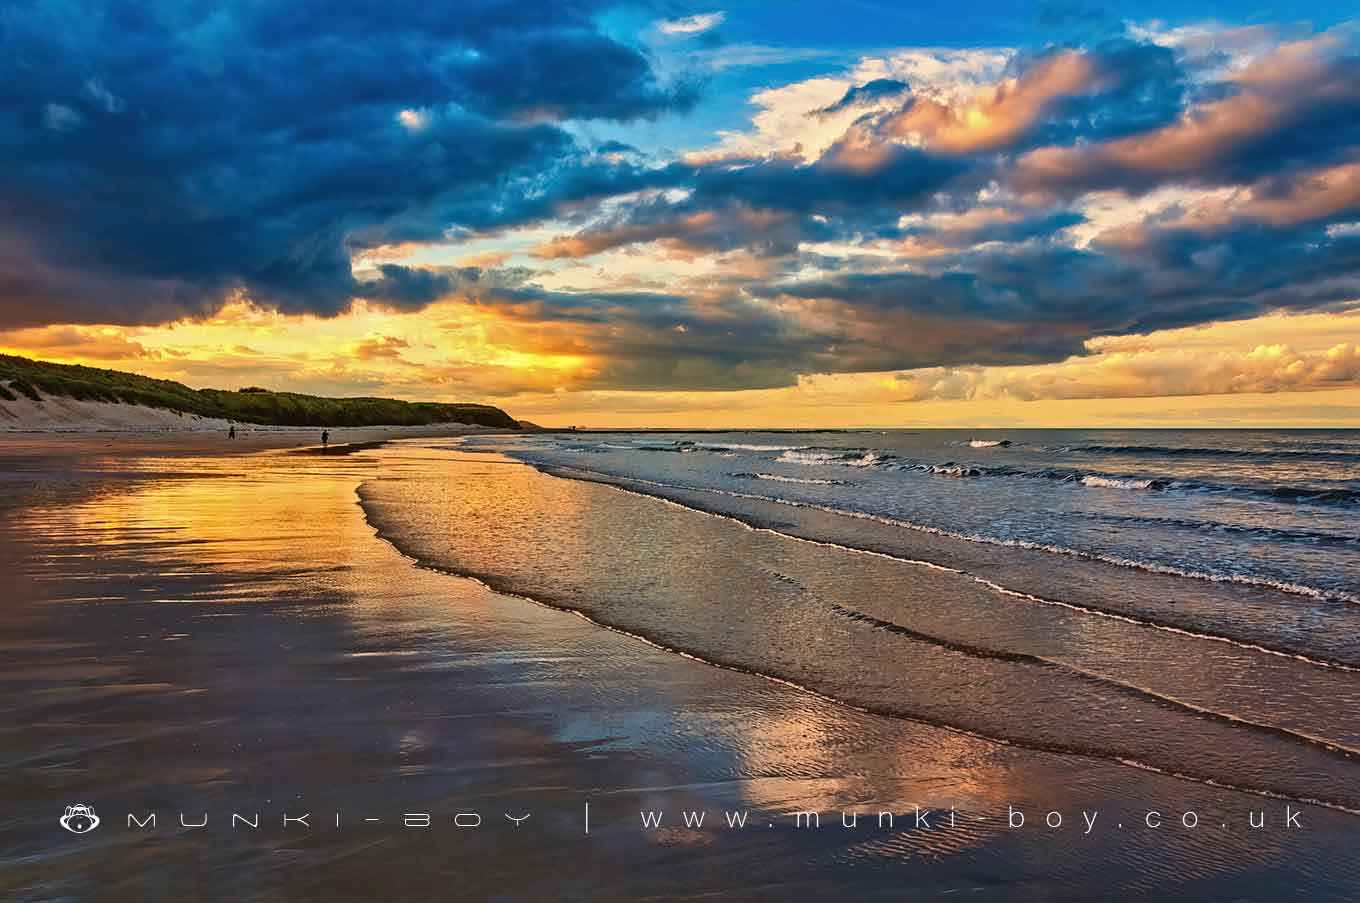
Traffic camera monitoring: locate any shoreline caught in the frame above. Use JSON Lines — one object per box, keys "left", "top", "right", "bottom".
{"left": 0, "top": 423, "right": 508, "bottom": 458}
{"left": 3, "top": 434, "right": 1359, "bottom": 900}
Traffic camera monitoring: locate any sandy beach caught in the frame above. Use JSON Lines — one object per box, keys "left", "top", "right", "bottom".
{"left": 2, "top": 431, "right": 1358, "bottom": 901}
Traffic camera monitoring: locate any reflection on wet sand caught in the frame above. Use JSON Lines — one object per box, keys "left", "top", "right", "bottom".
{"left": 1, "top": 438, "right": 1357, "bottom": 900}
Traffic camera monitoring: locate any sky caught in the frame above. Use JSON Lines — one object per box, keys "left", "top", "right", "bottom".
{"left": 2, "top": 1, "right": 1360, "bottom": 427}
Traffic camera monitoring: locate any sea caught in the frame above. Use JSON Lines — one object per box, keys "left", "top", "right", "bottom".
{"left": 467, "top": 428, "right": 1360, "bottom": 605}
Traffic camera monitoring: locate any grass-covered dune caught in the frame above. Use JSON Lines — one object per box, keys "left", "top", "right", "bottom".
{"left": 0, "top": 354, "right": 520, "bottom": 429}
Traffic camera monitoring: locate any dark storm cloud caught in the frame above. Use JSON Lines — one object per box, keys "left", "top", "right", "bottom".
{"left": 449, "top": 28, "right": 699, "bottom": 121}
{"left": 692, "top": 142, "right": 965, "bottom": 214}
{"left": 747, "top": 224, "right": 1360, "bottom": 370}
{"left": 360, "top": 263, "right": 695, "bottom": 327}
{"left": 0, "top": 0, "right": 694, "bottom": 326}
{"left": 356, "top": 265, "right": 475, "bottom": 310}
{"left": 535, "top": 143, "right": 965, "bottom": 259}
{"left": 497, "top": 285, "right": 827, "bottom": 391}
{"left": 890, "top": 210, "right": 1085, "bottom": 247}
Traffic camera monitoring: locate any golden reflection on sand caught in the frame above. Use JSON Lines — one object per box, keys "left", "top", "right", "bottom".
{"left": 34, "top": 452, "right": 379, "bottom": 586}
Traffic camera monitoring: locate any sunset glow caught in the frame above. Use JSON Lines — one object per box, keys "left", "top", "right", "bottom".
{"left": 4, "top": 4, "right": 1360, "bottom": 426}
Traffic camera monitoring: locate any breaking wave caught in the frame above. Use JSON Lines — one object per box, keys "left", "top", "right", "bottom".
{"left": 1080, "top": 475, "right": 1157, "bottom": 490}
{"left": 1078, "top": 511, "right": 1360, "bottom": 547}
{"left": 698, "top": 442, "right": 809, "bottom": 453}
{"left": 898, "top": 461, "right": 1356, "bottom": 506}
{"left": 549, "top": 437, "right": 1360, "bottom": 507}
{"left": 733, "top": 472, "right": 844, "bottom": 485}
{"left": 778, "top": 449, "right": 884, "bottom": 468}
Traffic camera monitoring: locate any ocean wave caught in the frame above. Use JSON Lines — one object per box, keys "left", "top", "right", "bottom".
{"left": 617, "top": 435, "right": 1360, "bottom": 506}
{"left": 923, "top": 463, "right": 981, "bottom": 478}
{"left": 616, "top": 440, "right": 813, "bottom": 454}
{"left": 545, "top": 468, "right": 1360, "bottom": 606}
{"left": 733, "top": 472, "right": 844, "bottom": 485}
{"left": 1058, "top": 443, "right": 1360, "bottom": 463}
{"left": 606, "top": 437, "right": 1360, "bottom": 506}
{"left": 632, "top": 442, "right": 690, "bottom": 452}
{"left": 895, "top": 459, "right": 1358, "bottom": 506}
{"left": 777, "top": 448, "right": 884, "bottom": 467}
{"left": 698, "top": 442, "right": 809, "bottom": 452}
{"left": 1258, "top": 485, "right": 1360, "bottom": 505}
{"left": 1079, "top": 475, "right": 1157, "bottom": 490}
{"left": 967, "top": 439, "right": 1012, "bottom": 448}
{"left": 1080, "top": 511, "right": 1360, "bottom": 547}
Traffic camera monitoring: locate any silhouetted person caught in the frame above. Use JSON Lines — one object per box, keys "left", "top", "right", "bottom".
{"left": 228, "top": 424, "right": 236, "bottom": 440}
{"left": 321, "top": 430, "right": 329, "bottom": 450}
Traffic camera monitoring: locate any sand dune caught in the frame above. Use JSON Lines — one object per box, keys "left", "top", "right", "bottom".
{"left": 0, "top": 385, "right": 500, "bottom": 439}
{"left": 0, "top": 389, "right": 236, "bottom": 432}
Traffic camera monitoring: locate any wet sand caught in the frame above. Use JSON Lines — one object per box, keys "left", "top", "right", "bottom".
{"left": 0, "top": 426, "right": 497, "bottom": 514}
{"left": 0, "top": 424, "right": 500, "bottom": 462}
{"left": 2, "top": 436, "right": 1358, "bottom": 901}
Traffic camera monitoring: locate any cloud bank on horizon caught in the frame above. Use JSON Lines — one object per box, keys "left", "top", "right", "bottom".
{"left": 3, "top": 0, "right": 1360, "bottom": 423}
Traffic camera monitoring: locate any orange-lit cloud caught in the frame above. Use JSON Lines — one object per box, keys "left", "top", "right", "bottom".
{"left": 0, "top": 299, "right": 594, "bottom": 402}
{"left": 884, "top": 51, "right": 1099, "bottom": 153}
{"left": 893, "top": 342, "right": 1360, "bottom": 402}
{"left": 9, "top": 303, "right": 1360, "bottom": 429}
{"left": 1015, "top": 29, "right": 1360, "bottom": 196}
{"left": 0, "top": 325, "right": 155, "bottom": 361}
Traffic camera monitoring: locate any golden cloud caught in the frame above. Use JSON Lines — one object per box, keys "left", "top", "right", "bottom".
{"left": 884, "top": 51, "right": 1099, "bottom": 154}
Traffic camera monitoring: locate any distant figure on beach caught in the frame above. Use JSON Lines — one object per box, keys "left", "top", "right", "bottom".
{"left": 321, "top": 430, "right": 329, "bottom": 449}
{"left": 228, "top": 424, "right": 236, "bottom": 440}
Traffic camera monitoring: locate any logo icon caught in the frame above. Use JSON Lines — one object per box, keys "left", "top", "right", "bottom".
{"left": 59, "top": 804, "right": 100, "bottom": 834}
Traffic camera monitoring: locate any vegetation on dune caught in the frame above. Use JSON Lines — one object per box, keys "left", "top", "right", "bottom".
{"left": 0, "top": 354, "right": 520, "bottom": 429}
